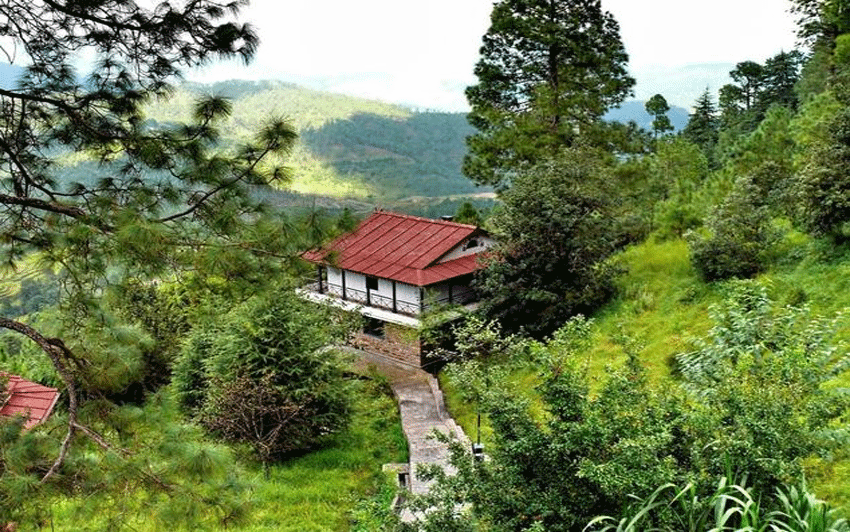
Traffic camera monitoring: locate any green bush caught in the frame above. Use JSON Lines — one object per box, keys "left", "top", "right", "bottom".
{"left": 476, "top": 148, "right": 620, "bottom": 338}
{"left": 794, "top": 108, "right": 850, "bottom": 240}
{"left": 687, "top": 176, "right": 779, "bottom": 281}
{"left": 173, "top": 287, "right": 356, "bottom": 465}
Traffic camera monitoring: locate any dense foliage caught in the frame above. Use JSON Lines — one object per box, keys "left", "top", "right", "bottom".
{"left": 475, "top": 148, "right": 620, "bottom": 338}
{"left": 5, "top": 0, "right": 850, "bottom": 528}
{"left": 588, "top": 478, "right": 850, "bottom": 532}
{"left": 0, "top": 0, "right": 367, "bottom": 526}
{"left": 687, "top": 176, "right": 778, "bottom": 281}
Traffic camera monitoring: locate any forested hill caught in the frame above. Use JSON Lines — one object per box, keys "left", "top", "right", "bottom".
{"left": 7, "top": 67, "right": 691, "bottom": 211}
{"left": 147, "top": 79, "right": 485, "bottom": 204}
{"left": 148, "top": 80, "right": 683, "bottom": 206}
{"left": 0, "top": 64, "right": 691, "bottom": 208}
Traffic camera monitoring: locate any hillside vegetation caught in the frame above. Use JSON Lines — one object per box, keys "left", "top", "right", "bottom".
{"left": 444, "top": 232, "right": 850, "bottom": 511}
{"left": 146, "top": 81, "right": 676, "bottom": 207}
{"left": 420, "top": 3, "right": 850, "bottom": 529}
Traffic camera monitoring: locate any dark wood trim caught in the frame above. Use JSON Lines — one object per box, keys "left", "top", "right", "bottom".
{"left": 392, "top": 281, "right": 397, "bottom": 313}
{"left": 317, "top": 266, "right": 324, "bottom": 294}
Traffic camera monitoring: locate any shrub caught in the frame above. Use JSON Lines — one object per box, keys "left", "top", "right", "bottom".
{"left": 476, "top": 148, "right": 620, "bottom": 338}
{"left": 174, "top": 286, "right": 355, "bottom": 464}
{"left": 794, "top": 108, "right": 850, "bottom": 240}
{"left": 687, "top": 176, "right": 779, "bottom": 281}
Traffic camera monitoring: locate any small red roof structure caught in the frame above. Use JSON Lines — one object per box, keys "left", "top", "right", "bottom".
{"left": 303, "top": 211, "right": 488, "bottom": 286}
{"left": 1, "top": 374, "right": 60, "bottom": 430}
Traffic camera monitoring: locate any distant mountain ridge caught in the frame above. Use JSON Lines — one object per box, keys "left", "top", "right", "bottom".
{"left": 604, "top": 100, "right": 690, "bottom": 132}
{"left": 154, "top": 79, "right": 483, "bottom": 203}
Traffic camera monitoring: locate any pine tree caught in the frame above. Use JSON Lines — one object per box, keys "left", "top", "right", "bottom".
{"left": 683, "top": 89, "right": 720, "bottom": 165}
{"left": 0, "top": 0, "right": 301, "bottom": 496}
{"left": 464, "top": 0, "right": 634, "bottom": 189}
{"left": 762, "top": 50, "right": 804, "bottom": 109}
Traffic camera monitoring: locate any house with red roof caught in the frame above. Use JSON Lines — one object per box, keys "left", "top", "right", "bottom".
{"left": 301, "top": 211, "right": 493, "bottom": 367}
{"left": 1, "top": 374, "right": 60, "bottom": 430}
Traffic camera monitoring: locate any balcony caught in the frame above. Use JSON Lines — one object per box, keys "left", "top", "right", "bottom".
{"left": 298, "top": 281, "right": 478, "bottom": 328}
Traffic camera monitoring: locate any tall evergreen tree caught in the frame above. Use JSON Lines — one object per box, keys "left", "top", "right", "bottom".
{"left": 762, "top": 50, "right": 804, "bottom": 109}
{"left": 719, "top": 52, "right": 803, "bottom": 135}
{"left": 730, "top": 61, "right": 765, "bottom": 111}
{"left": 683, "top": 89, "right": 720, "bottom": 165}
{"left": 464, "top": 0, "right": 634, "bottom": 189}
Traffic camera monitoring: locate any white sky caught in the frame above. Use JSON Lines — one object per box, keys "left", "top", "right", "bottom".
{"left": 188, "top": 0, "right": 800, "bottom": 111}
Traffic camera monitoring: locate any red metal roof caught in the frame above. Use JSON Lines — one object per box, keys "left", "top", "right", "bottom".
{"left": 303, "top": 211, "right": 487, "bottom": 286}
{"left": 1, "top": 374, "right": 60, "bottom": 430}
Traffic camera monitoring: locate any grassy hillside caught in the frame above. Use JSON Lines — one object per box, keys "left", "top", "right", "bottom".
{"left": 443, "top": 233, "right": 850, "bottom": 511}
{"left": 43, "top": 380, "right": 407, "bottom": 531}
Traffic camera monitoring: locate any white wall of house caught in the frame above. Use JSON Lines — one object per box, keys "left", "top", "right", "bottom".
{"left": 367, "top": 277, "right": 394, "bottom": 309}
{"left": 438, "top": 235, "right": 495, "bottom": 263}
{"left": 326, "top": 267, "right": 366, "bottom": 298}
{"left": 328, "top": 266, "right": 342, "bottom": 284}
{"left": 344, "top": 271, "right": 366, "bottom": 300}
{"left": 372, "top": 277, "right": 394, "bottom": 299}
{"left": 395, "top": 281, "right": 421, "bottom": 310}
{"left": 325, "top": 266, "right": 422, "bottom": 314}
{"left": 327, "top": 266, "right": 343, "bottom": 296}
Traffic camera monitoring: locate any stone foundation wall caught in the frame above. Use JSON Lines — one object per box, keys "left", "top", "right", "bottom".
{"left": 351, "top": 322, "right": 421, "bottom": 367}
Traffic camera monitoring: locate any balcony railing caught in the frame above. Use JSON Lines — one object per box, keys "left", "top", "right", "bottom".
{"left": 303, "top": 281, "right": 477, "bottom": 317}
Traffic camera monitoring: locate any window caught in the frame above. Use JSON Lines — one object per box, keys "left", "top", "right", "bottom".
{"left": 366, "top": 276, "right": 379, "bottom": 291}
{"left": 463, "top": 238, "right": 479, "bottom": 251}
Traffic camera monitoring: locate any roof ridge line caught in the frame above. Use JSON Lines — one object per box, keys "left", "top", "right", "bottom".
{"left": 375, "top": 210, "right": 479, "bottom": 230}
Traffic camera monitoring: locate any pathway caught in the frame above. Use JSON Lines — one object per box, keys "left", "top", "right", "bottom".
{"left": 345, "top": 347, "right": 469, "bottom": 520}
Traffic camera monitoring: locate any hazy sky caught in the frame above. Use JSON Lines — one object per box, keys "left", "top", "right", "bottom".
{"left": 188, "top": 0, "right": 799, "bottom": 111}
